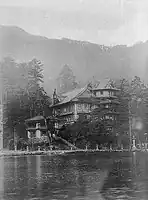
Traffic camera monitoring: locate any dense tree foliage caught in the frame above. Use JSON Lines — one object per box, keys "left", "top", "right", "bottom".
{"left": 1, "top": 56, "right": 148, "bottom": 150}
{"left": 0, "top": 57, "right": 51, "bottom": 148}
{"left": 58, "top": 76, "right": 148, "bottom": 149}
{"left": 112, "top": 76, "right": 148, "bottom": 146}
{"left": 58, "top": 113, "right": 116, "bottom": 149}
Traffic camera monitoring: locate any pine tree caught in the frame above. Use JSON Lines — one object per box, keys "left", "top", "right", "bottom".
{"left": 114, "top": 76, "right": 148, "bottom": 145}
{"left": 56, "top": 64, "right": 79, "bottom": 94}
{"left": 0, "top": 57, "right": 51, "bottom": 148}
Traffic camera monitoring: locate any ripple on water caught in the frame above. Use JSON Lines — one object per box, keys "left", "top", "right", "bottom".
{"left": 2, "top": 153, "right": 148, "bottom": 200}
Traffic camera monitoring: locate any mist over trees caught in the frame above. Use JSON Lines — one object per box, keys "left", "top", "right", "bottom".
{"left": 0, "top": 55, "right": 148, "bottom": 149}
{"left": 56, "top": 64, "right": 79, "bottom": 94}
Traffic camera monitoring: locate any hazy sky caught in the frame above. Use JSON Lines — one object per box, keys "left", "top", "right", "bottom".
{"left": 0, "top": 0, "right": 148, "bottom": 46}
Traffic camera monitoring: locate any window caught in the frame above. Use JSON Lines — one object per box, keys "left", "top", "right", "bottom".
{"left": 109, "top": 116, "right": 113, "bottom": 120}
{"left": 70, "top": 104, "right": 73, "bottom": 112}
{"left": 105, "top": 104, "right": 109, "bottom": 108}
{"left": 100, "top": 91, "right": 103, "bottom": 95}
{"left": 77, "top": 103, "right": 82, "bottom": 111}
{"left": 109, "top": 91, "right": 112, "bottom": 96}
{"left": 105, "top": 115, "right": 109, "bottom": 119}
{"left": 84, "top": 103, "right": 87, "bottom": 108}
{"left": 84, "top": 103, "right": 89, "bottom": 111}
{"left": 57, "top": 108, "right": 60, "bottom": 114}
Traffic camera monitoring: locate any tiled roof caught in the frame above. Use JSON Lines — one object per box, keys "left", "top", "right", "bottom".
{"left": 52, "top": 87, "right": 87, "bottom": 106}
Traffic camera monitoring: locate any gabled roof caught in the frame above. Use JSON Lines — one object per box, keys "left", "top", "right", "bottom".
{"left": 52, "top": 86, "right": 88, "bottom": 107}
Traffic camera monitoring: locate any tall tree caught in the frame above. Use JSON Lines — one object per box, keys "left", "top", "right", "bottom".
{"left": 113, "top": 76, "right": 148, "bottom": 145}
{"left": 0, "top": 57, "right": 51, "bottom": 148}
{"left": 56, "top": 64, "right": 79, "bottom": 94}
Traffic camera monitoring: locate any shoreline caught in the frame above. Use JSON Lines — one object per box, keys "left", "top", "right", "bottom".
{"left": 0, "top": 149, "right": 142, "bottom": 157}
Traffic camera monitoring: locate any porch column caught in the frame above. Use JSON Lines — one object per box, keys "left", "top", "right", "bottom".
{"left": 27, "top": 131, "right": 31, "bottom": 139}
{"left": 133, "top": 138, "right": 136, "bottom": 148}
{"left": 36, "top": 130, "right": 41, "bottom": 138}
{"left": 132, "top": 136, "right": 136, "bottom": 151}
{"left": 36, "top": 123, "right": 41, "bottom": 138}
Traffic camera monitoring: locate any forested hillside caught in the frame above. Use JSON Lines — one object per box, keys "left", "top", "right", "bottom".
{"left": 1, "top": 25, "right": 148, "bottom": 95}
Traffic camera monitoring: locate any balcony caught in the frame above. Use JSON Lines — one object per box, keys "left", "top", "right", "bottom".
{"left": 56, "top": 111, "right": 74, "bottom": 117}
{"left": 26, "top": 126, "right": 47, "bottom": 131}
{"left": 106, "top": 111, "right": 120, "bottom": 115}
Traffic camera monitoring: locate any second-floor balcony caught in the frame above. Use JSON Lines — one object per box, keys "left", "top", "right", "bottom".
{"left": 26, "top": 125, "right": 47, "bottom": 131}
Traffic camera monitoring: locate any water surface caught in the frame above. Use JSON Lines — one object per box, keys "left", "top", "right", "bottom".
{"left": 0, "top": 152, "right": 147, "bottom": 200}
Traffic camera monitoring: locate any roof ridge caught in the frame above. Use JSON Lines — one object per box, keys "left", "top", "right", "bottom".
{"left": 71, "top": 86, "right": 88, "bottom": 101}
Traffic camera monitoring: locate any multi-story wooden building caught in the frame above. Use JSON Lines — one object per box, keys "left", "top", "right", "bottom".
{"left": 90, "top": 81, "right": 120, "bottom": 131}
{"left": 51, "top": 80, "right": 120, "bottom": 131}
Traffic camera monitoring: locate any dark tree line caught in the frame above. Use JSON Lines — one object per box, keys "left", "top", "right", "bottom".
{"left": 0, "top": 57, "right": 51, "bottom": 148}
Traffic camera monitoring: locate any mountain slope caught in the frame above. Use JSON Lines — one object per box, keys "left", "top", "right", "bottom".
{"left": 0, "top": 25, "right": 148, "bottom": 94}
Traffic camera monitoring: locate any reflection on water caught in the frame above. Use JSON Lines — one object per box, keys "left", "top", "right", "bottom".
{"left": 0, "top": 152, "right": 148, "bottom": 199}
